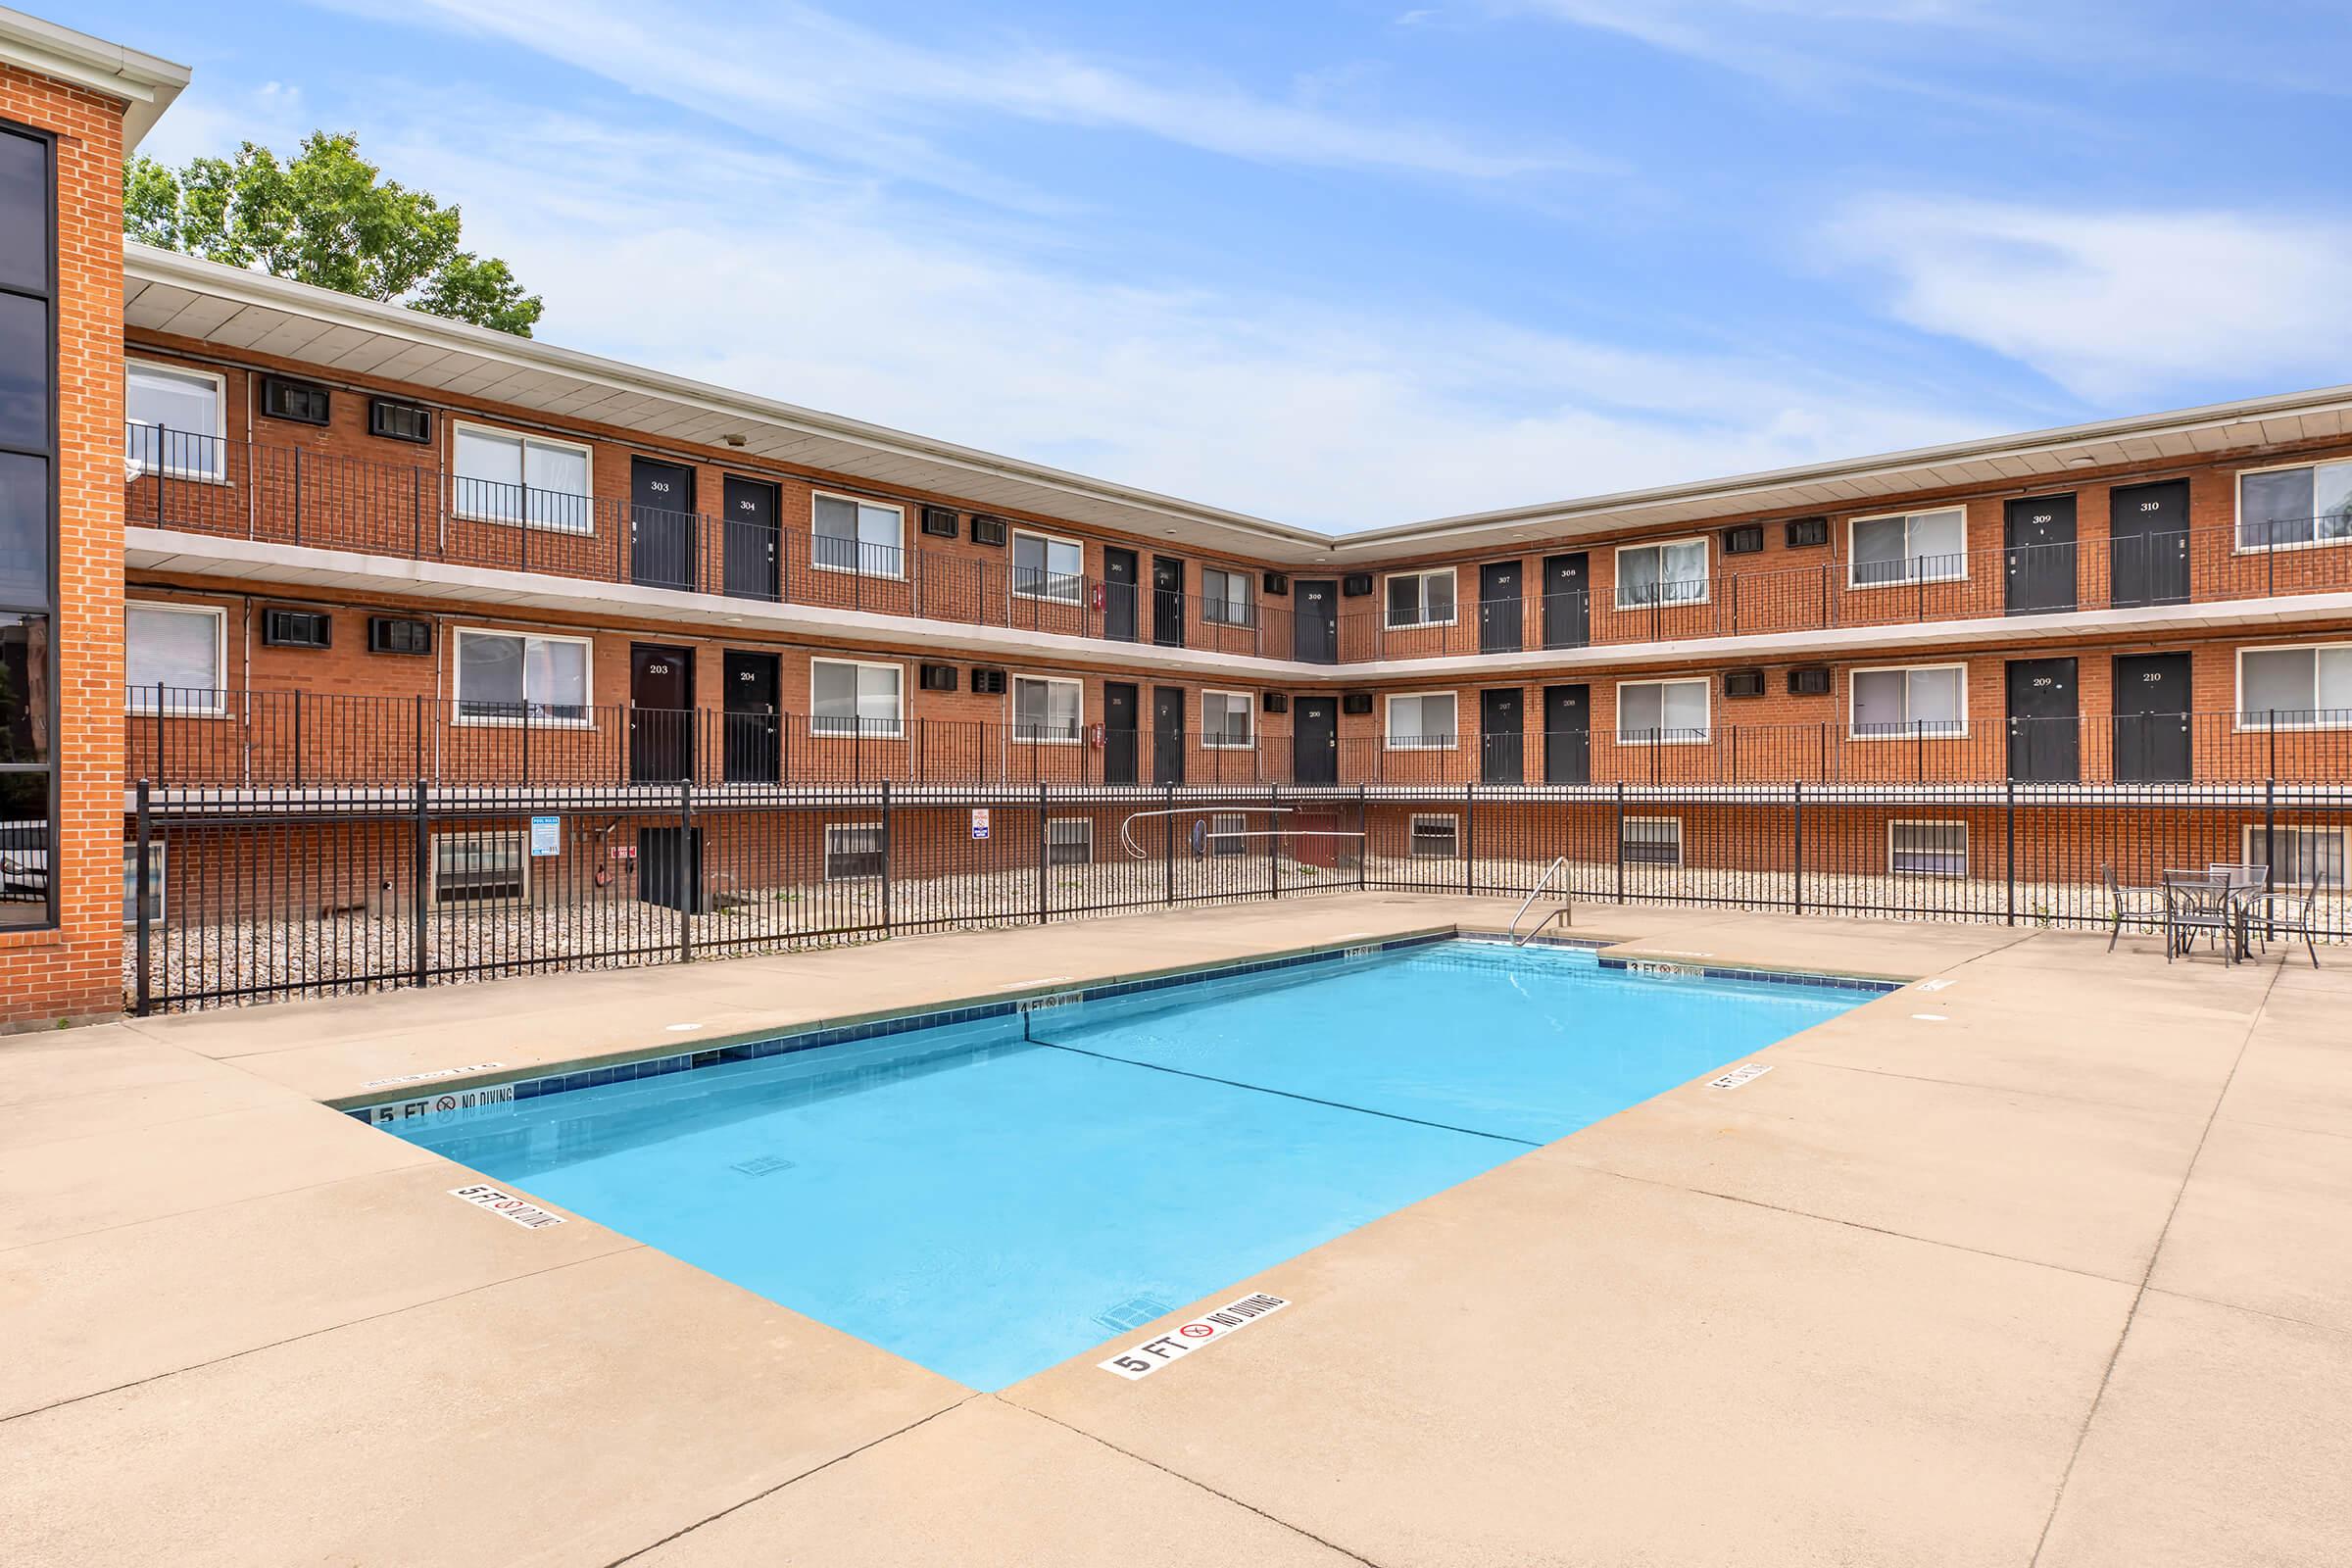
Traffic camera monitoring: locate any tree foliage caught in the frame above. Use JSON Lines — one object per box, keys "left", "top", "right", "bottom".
{"left": 124, "top": 131, "right": 543, "bottom": 336}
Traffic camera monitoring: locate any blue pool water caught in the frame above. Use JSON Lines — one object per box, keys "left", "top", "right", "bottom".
{"left": 385, "top": 941, "right": 1869, "bottom": 1389}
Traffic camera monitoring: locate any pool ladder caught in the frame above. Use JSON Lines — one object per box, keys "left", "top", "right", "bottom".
{"left": 1508, "top": 858, "right": 1574, "bottom": 947}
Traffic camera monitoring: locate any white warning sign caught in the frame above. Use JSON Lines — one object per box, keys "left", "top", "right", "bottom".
{"left": 1098, "top": 1292, "right": 1290, "bottom": 1380}
{"left": 449, "top": 1183, "right": 566, "bottom": 1230}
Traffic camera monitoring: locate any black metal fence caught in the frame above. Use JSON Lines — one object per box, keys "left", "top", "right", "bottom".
{"left": 128, "top": 777, "right": 2348, "bottom": 1012}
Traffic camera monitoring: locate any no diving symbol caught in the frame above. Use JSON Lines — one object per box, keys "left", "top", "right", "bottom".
{"left": 1179, "top": 1322, "right": 1214, "bottom": 1339}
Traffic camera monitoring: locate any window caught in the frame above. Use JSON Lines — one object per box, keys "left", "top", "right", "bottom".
{"left": 451, "top": 423, "right": 592, "bottom": 533}
{"left": 812, "top": 493, "right": 904, "bottom": 577}
{"left": 1890, "top": 821, "right": 1968, "bottom": 877}
{"left": 1, "top": 125, "right": 52, "bottom": 931}
{"left": 2245, "top": 824, "right": 2347, "bottom": 888}
{"left": 1621, "top": 817, "right": 1683, "bottom": 866}
{"left": 1209, "top": 812, "right": 1249, "bottom": 857}
{"left": 1385, "top": 568, "right": 1456, "bottom": 628}
{"left": 1046, "top": 817, "right": 1093, "bottom": 866}
{"left": 430, "top": 830, "right": 526, "bottom": 905}
{"left": 1614, "top": 538, "right": 1708, "bottom": 609}
{"left": 824, "top": 822, "right": 887, "bottom": 880}
{"left": 1849, "top": 664, "right": 1967, "bottom": 739}
{"left": 125, "top": 362, "right": 225, "bottom": 480}
{"left": 122, "top": 841, "right": 165, "bottom": 926}
{"left": 260, "top": 375, "right": 329, "bottom": 426}
{"left": 1201, "top": 567, "right": 1254, "bottom": 626}
{"left": 1409, "top": 814, "right": 1459, "bottom": 858}
{"left": 810, "top": 658, "right": 904, "bottom": 738}
{"left": 453, "top": 628, "right": 590, "bottom": 724}
{"left": 1011, "top": 531, "right": 1084, "bottom": 604}
{"left": 1849, "top": 509, "right": 1966, "bottom": 587}
{"left": 369, "top": 398, "right": 431, "bottom": 445}
{"left": 1201, "top": 690, "right": 1253, "bottom": 749}
{"left": 1616, "top": 678, "right": 1708, "bottom": 744}
{"left": 1386, "top": 692, "right": 1457, "bottom": 750}
{"left": 2236, "top": 645, "right": 2352, "bottom": 729}
{"left": 2238, "top": 461, "right": 2352, "bottom": 552}
{"left": 1010, "top": 674, "right": 1082, "bottom": 743}
{"left": 125, "top": 604, "right": 224, "bottom": 714}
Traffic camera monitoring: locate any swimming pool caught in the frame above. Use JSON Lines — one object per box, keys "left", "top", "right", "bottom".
{"left": 380, "top": 940, "right": 1880, "bottom": 1389}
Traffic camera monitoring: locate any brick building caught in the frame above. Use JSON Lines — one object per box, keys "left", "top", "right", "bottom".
{"left": 7, "top": 11, "right": 2352, "bottom": 1024}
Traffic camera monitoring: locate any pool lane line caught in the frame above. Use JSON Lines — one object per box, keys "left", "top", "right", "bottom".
{"left": 1022, "top": 1032, "right": 1542, "bottom": 1149}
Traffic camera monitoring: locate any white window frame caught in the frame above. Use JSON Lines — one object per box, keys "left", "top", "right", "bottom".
{"left": 1385, "top": 691, "right": 1459, "bottom": 751}
{"left": 1620, "top": 815, "right": 1684, "bottom": 867}
{"left": 450, "top": 626, "right": 595, "bottom": 728}
{"left": 1045, "top": 816, "right": 1094, "bottom": 866}
{"left": 1612, "top": 536, "right": 1711, "bottom": 610}
{"left": 2235, "top": 458, "right": 2352, "bottom": 555}
{"left": 810, "top": 489, "right": 906, "bottom": 581}
{"left": 1200, "top": 689, "right": 1255, "bottom": 750}
{"left": 124, "top": 360, "right": 227, "bottom": 482}
{"left": 2243, "top": 824, "right": 2347, "bottom": 888}
{"left": 822, "top": 821, "right": 888, "bottom": 882}
{"left": 2233, "top": 642, "right": 2352, "bottom": 731}
{"left": 1010, "top": 528, "right": 1086, "bottom": 605}
{"left": 1008, "top": 672, "right": 1084, "bottom": 746}
{"left": 1614, "top": 677, "right": 1711, "bottom": 746}
{"left": 1408, "top": 813, "right": 1460, "bottom": 859}
{"left": 447, "top": 418, "right": 596, "bottom": 535}
{"left": 1846, "top": 508, "right": 1969, "bottom": 589}
{"left": 427, "top": 828, "right": 529, "bottom": 906}
{"left": 1888, "top": 820, "right": 1969, "bottom": 879}
{"left": 1846, "top": 662, "right": 1970, "bottom": 741}
{"left": 1383, "top": 567, "right": 1457, "bottom": 629}
{"left": 124, "top": 602, "right": 227, "bottom": 716}
{"left": 808, "top": 656, "right": 906, "bottom": 740}
{"left": 1200, "top": 566, "right": 1255, "bottom": 627}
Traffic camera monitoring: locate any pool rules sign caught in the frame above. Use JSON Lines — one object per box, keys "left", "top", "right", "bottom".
{"left": 1099, "top": 1293, "right": 1290, "bottom": 1379}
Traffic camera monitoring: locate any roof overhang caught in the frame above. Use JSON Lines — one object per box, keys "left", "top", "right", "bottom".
{"left": 0, "top": 7, "right": 187, "bottom": 150}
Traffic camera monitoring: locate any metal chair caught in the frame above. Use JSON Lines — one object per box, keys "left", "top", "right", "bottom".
{"left": 2102, "top": 864, "right": 2167, "bottom": 953}
{"left": 2240, "top": 883, "right": 2324, "bottom": 968}
{"left": 2161, "top": 869, "right": 2235, "bottom": 964}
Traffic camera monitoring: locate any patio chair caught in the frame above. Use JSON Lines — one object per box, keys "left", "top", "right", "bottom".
{"left": 2240, "top": 883, "right": 2323, "bottom": 969}
{"left": 2102, "top": 864, "right": 2168, "bottom": 953}
{"left": 2161, "top": 869, "right": 2235, "bottom": 964}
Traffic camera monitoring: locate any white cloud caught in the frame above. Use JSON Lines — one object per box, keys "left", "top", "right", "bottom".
{"left": 1826, "top": 196, "right": 2352, "bottom": 402}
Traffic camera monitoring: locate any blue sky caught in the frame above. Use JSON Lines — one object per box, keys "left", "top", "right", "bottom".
{"left": 79, "top": 0, "right": 2352, "bottom": 528}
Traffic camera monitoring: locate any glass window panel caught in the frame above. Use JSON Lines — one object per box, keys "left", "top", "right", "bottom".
{"left": 1660, "top": 540, "right": 1707, "bottom": 602}
{"left": 2318, "top": 648, "right": 2352, "bottom": 713}
{"left": 526, "top": 639, "right": 587, "bottom": 718}
{"left": 125, "top": 607, "right": 220, "bottom": 696}
{"left": 1617, "top": 547, "right": 1660, "bottom": 606}
{"left": 2241, "top": 467, "right": 2316, "bottom": 549}
{"left": 858, "top": 665, "right": 902, "bottom": 731}
{"left": 1911, "top": 512, "right": 1965, "bottom": 576}
{"left": 457, "top": 633, "right": 524, "bottom": 716}
{"left": 811, "top": 496, "right": 858, "bottom": 570}
{"left": 1852, "top": 669, "right": 1903, "bottom": 732}
{"left": 1660, "top": 680, "right": 1707, "bottom": 733}
{"left": 0, "top": 770, "right": 49, "bottom": 929}
{"left": 1908, "top": 667, "right": 1963, "bottom": 731}
{"left": 454, "top": 428, "right": 522, "bottom": 522}
{"left": 1386, "top": 575, "right": 1419, "bottom": 626}
{"left": 1618, "top": 683, "right": 1663, "bottom": 736}
{"left": 2241, "top": 649, "right": 2315, "bottom": 720}
{"left": 522, "top": 439, "right": 586, "bottom": 496}
{"left": 1851, "top": 517, "right": 1906, "bottom": 585}
{"left": 1425, "top": 571, "right": 1453, "bottom": 622}
{"left": 0, "top": 293, "right": 44, "bottom": 452}
{"left": 0, "top": 612, "right": 48, "bottom": 764}
{"left": 0, "top": 129, "right": 46, "bottom": 296}
{"left": 0, "top": 451, "right": 45, "bottom": 606}
{"left": 811, "top": 662, "right": 860, "bottom": 732}
{"left": 857, "top": 503, "right": 899, "bottom": 571}
{"left": 125, "top": 365, "right": 220, "bottom": 473}
{"left": 2317, "top": 463, "right": 2352, "bottom": 542}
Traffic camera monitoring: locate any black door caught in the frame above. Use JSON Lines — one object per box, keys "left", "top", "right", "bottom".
{"left": 2006, "top": 657, "right": 2080, "bottom": 783}
{"left": 1481, "top": 688, "right": 1524, "bottom": 784}
{"left": 2114, "top": 653, "right": 2192, "bottom": 783}
{"left": 720, "top": 476, "right": 779, "bottom": 602}
{"left": 1102, "top": 682, "right": 1140, "bottom": 785}
{"left": 630, "top": 642, "right": 695, "bottom": 782}
{"left": 1293, "top": 696, "right": 1338, "bottom": 785}
{"left": 1103, "top": 549, "right": 1139, "bottom": 642}
{"left": 630, "top": 458, "right": 696, "bottom": 591}
{"left": 2004, "top": 494, "right": 2078, "bottom": 614}
{"left": 1294, "top": 578, "right": 1339, "bottom": 663}
{"left": 1152, "top": 557, "right": 1186, "bottom": 648}
{"left": 722, "top": 650, "right": 779, "bottom": 783}
{"left": 1152, "top": 684, "right": 1186, "bottom": 784}
{"left": 1544, "top": 684, "right": 1591, "bottom": 784}
{"left": 1480, "top": 562, "right": 1524, "bottom": 654}
{"left": 2111, "top": 480, "right": 2190, "bottom": 609}
{"left": 1542, "top": 554, "right": 1590, "bottom": 649}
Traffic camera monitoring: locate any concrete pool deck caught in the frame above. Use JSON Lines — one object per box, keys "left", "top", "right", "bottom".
{"left": 2, "top": 896, "right": 2346, "bottom": 1565}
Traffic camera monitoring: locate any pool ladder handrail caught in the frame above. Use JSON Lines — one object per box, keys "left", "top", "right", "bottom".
{"left": 1509, "top": 858, "right": 1574, "bottom": 947}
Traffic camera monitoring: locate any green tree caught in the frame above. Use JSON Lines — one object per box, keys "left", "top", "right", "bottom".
{"left": 123, "top": 131, "right": 543, "bottom": 337}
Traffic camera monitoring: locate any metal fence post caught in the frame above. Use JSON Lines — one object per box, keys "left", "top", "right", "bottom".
{"left": 1791, "top": 780, "right": 1803, "bottom": 916}
{"left": 678, "top": 774, "right": 694, "bottom": 963}
{"left": 1036, "top": 781, "right": 1048, "bottom": 924}
{"left": 1163, "top": 781, "right": 1175, "bottom": 904}
{"left": 880, "top": 780, "right": 894, "bottom": 934}
{"left": 133, "top": 780, "right": 153, "bottom": 1016}
{"left": 411, "top": 777, "right": 429, "bottom": 987}
{"left": 2005, "top": 778, "right": 2018, "bottom": 925}
{"left": 1613, "top": 781, "right": 1626, "bottom": 905}
{"left": 1269, "top": 782, "right": 1282, "bottom": 899}
{"left": 1356, "top": 784, "right": 1368, "bottom": 891}
{"left": 1462, "top": 784, "right": 1475, "bottom": 895}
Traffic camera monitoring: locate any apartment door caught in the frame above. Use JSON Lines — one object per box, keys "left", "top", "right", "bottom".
{"left": 2113, "top": 652, "right": 2192, "bottom": 783}
{"left": 1481, "top": 688, "right": 1524, "bottom": 784}
{"left": 1152, "top": 557, "right": 1186, "bottom": 648}
{"left": 1543, "top": 553, "right": 1590, "bottom": 649}
{"left": 1102, "top": 682, "right": 1140, "bottom": 785}
{"left": 1479, "top": 562, "right": 1525, "bottom": 654}
{"left": 2003, "top": 493, "right": 2078, "bottom": 614}
{"left": 2111, "top": 480, "right": 2191, "bottom": 609}
{"left": 720, "top": 475, "right": 779, "bottom": 602}
{"left": 2006, "top": 657, "right": 2080, "bottom": 783}
{"left": 1152, "top": 684, "right": 1187, "bottom": 784}
{"left": 629, "top": 642, "right": 696, "bottom": 782}
{"left": 1293, "top": 696, "right": 1338, "bottom": 785}
{"left": 721, "top": 650, "right": 779, "bottom": 783}
{"left": 1294, "top": 578, "right": 1339, "bottom": 663}
{"left": 630, "top": 458, "right": 696, "bottom": 591}
{"left": 1102, "top": 548, "right": 1139, "bottom": 642}
{"left": 1544, "top": 684, "right": 1591, "bottom": 785}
